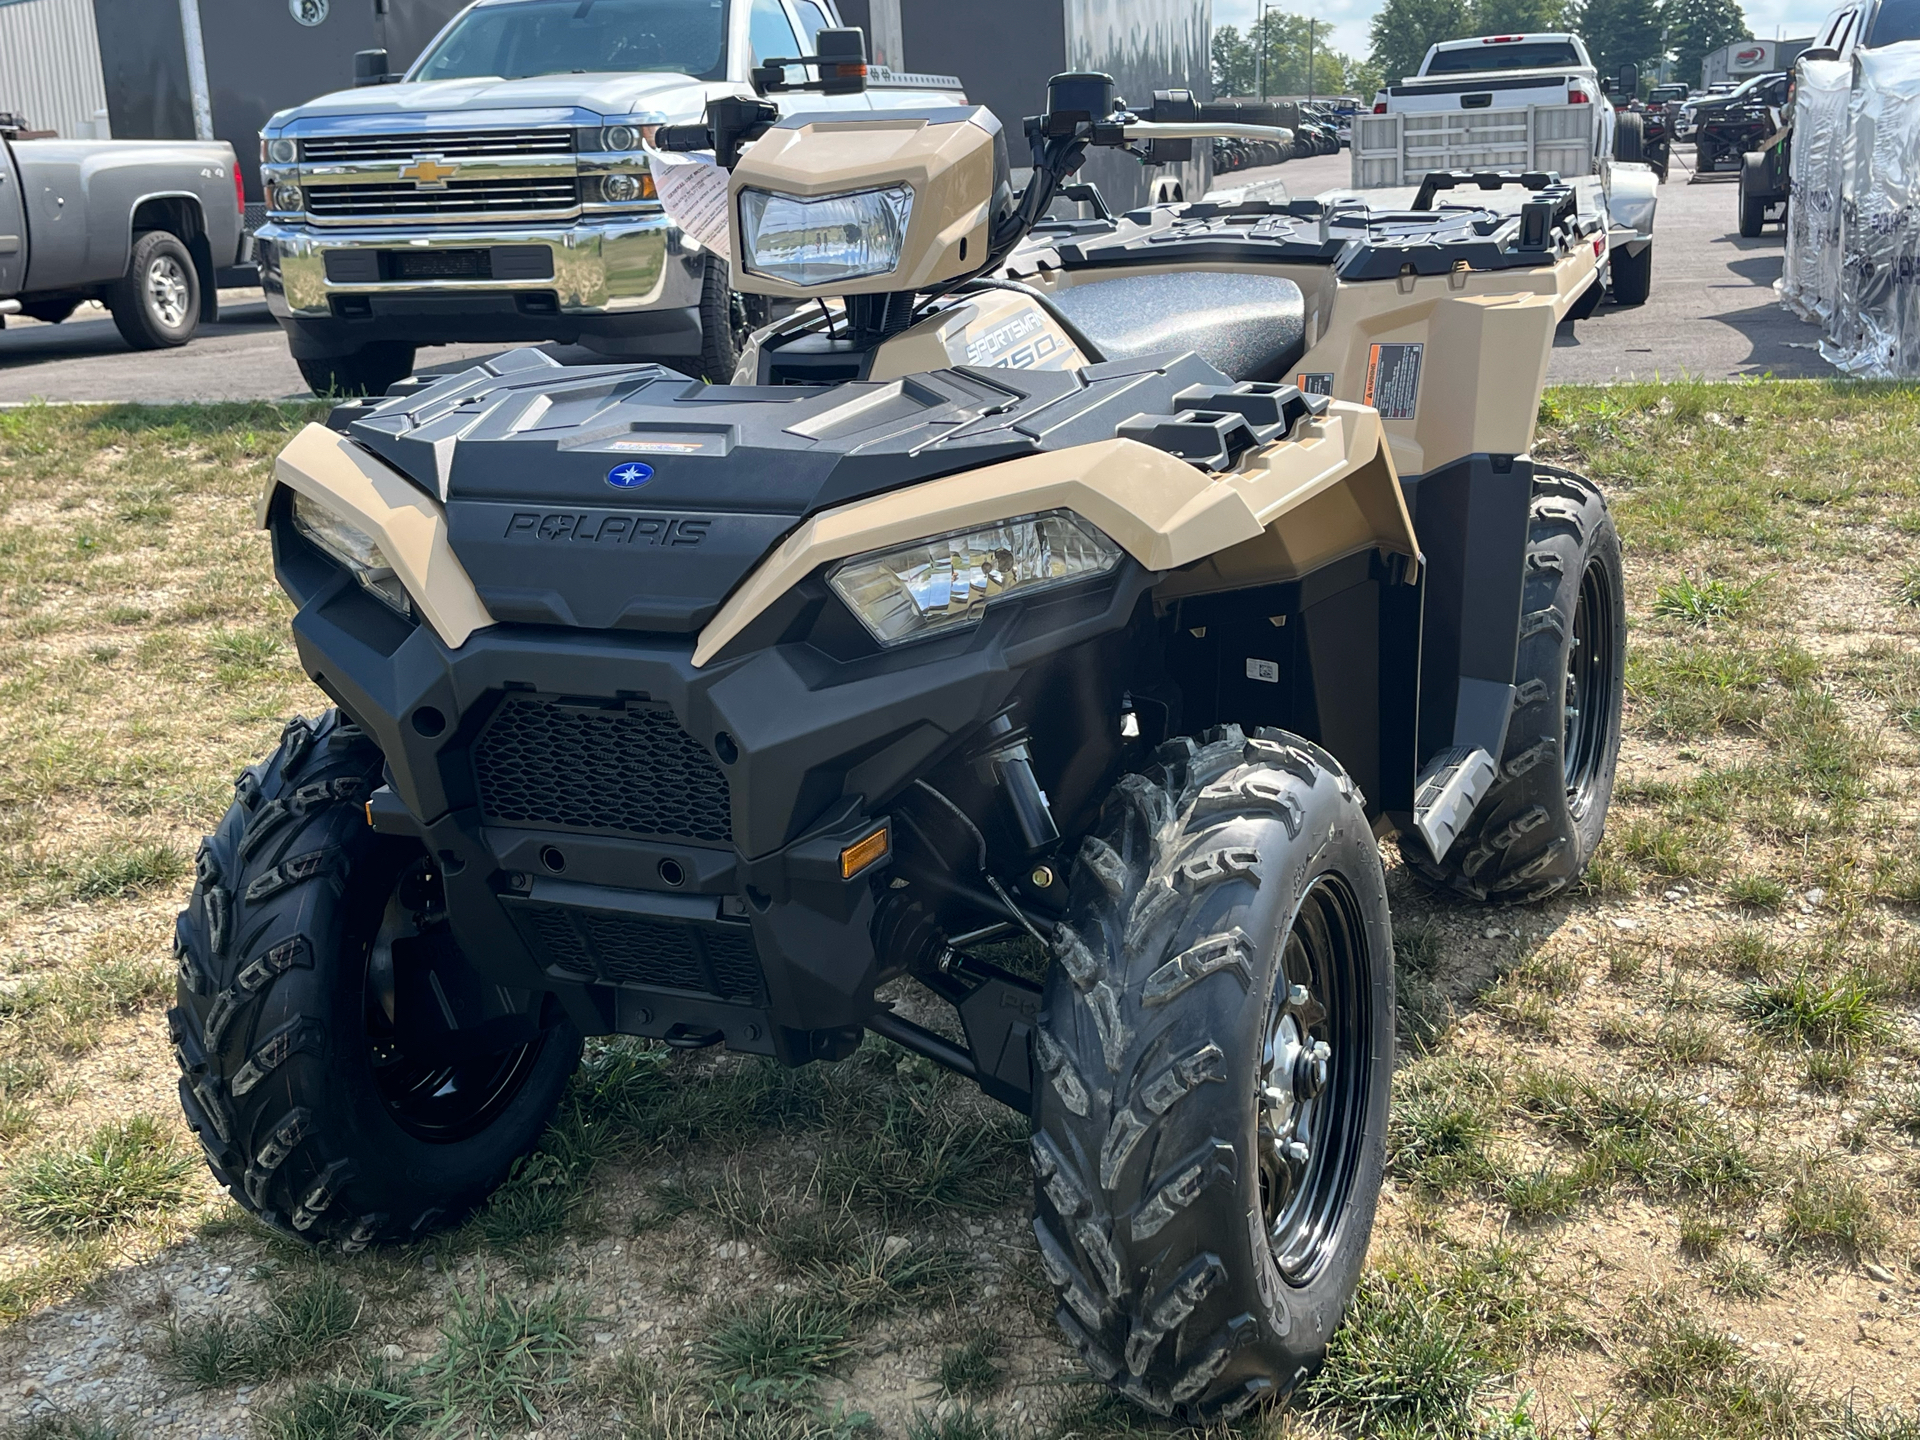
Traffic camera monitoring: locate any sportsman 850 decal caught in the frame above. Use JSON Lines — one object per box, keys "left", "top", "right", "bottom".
{"left": 964, "top": 309, "right": 1073, "bottom": 370}
{"left": 504, "top": 512, "right": 712, "bottom": 546}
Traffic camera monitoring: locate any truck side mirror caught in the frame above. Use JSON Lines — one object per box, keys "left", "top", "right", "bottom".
{"left": 814, "top": 28, "right": 868, "bottom": 96}
{"left": 354, "top": 49, "right": 390, "bottom": 87}
{"left": 1618, "top": 63, "right": 1639, "bottom": 97}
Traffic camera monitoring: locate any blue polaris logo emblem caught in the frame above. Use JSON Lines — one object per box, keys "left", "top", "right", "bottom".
{"left": 606, "top": 461, "right": 654, "bottom": 488}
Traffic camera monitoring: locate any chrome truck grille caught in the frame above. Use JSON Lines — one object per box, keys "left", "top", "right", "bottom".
{"left": 300, "top": 127, "right": 574, "bottom": 162}
{"left": 298, "top": 127, "right": 581, "bottom": 223}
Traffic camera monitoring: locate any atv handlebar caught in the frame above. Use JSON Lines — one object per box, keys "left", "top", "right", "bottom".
{"left": 1121, "top": 120, "right": 1295, "bottom": 144}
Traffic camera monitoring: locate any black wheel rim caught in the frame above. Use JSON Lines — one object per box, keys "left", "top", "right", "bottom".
{"left": 1563, "top": 551, "right": 1618, "bottom": 818}
{"left": 363, "top": 857, "right": 545, "bottom": 1142}
{"left": 1257, "top": 874, "right": 1372, "bottom": 1285}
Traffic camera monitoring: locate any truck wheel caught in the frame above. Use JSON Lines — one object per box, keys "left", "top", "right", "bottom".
{"left": 1739, "top": 156, "right": 1768, "bottom": 237}
{"left": 1614, "top": 111, "right": 1646, "bottom": 164}
{"left": 295, "top": 344, "right": 417, "bottom": 398}
{"left": 170, "top": 709, "right": 580, "bottom": 1248}
{"left": 106, "top": 230, "right": 199, "bottom": 350}
{"left": 1402, "top": 467, "right": 1624, "bottom": 903}
{"left": 1608, "top": 242, "right": 1653, "bottom": 306}
{"left": 692, "top": 254, "right": 755, "bottom": 384}
{"left": 1033, "top": 726, "right": 1393, "bottom": 1420}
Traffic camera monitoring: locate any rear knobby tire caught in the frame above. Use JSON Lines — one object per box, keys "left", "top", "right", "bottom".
{"left": 1402, "top": 466, "right": 1624, "bottom": 902}
{"left": 171, "top": 709, "right": 579, "bottom": 1249}
{"left": 1033, "top": 726, "right": 1393, "bottom": 1420}
{"left": 1739, "top": 155, "right": 1768, "bottom": 237}
{"left": 1614, "top": 111, "right": 1646, "bottom": 164}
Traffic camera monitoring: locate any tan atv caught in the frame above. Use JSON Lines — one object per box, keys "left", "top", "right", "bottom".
{"left": 171, "top": 40, "right": 1622, "bottom": 1422}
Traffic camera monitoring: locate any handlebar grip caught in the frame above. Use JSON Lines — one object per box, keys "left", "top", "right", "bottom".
{"left": 1198, "top": 99, "right": 1291, "bottom": 129}
{"left": 654, "top": 124, "right": 714, "bottom": 152}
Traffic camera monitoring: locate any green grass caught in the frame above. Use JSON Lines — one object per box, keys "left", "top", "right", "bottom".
{"left": 1735, "top": 970, "right": 1887, "bottom": 1049}
{"left": 1653, "top": 574, "right": 1766, "bottom": 627}
{"left": 934, "top": 1334, "right": 1004, "bottom": 1399}
{"left": 698, "top": 1293, "right": 859, "bottom": 1385}
{"left": 20, "top": 837, "right": 186, "bottom": 905}
{"left": 1725, "top": 874, "right": 1787, "bottom": 909}
{"left": 162, "top": 1270, "right": 361, "bottom": 1386}
{"left": 1780, "top": 1172, "right": 1884, "bottom": 1258}
{"left": 1620, "top": 1311, "right": 1807, "bottom": 1439}
{"left": 1387, "top": 1058, "right": 1504, "bottom": 1195}
{"left": 249, "top": 1370, "right": 422, "bottom": 1440}
{"left": 0, "top": 1116, "right": 193, "bottom": 1237}
{"left": 1897, "top": 565, "right": 1920, "bottom": 607}
{"left": 414, "top": 1276, "right": 580, "bottom": 1432}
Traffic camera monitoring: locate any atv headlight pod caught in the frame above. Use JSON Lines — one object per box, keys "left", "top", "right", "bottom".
{"left": 738, "top": 184, "right": 913, "bottom": 288}
{"left": 829, "top": 511, "right": 1122, "bottom": 647}
{"left": 291, "top": 489, "right": 412, "bottom": 617}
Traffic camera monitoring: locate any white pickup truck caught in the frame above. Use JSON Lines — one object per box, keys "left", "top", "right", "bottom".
{"left": 1351, "top": 32, "right": 1658, "bottom": 306}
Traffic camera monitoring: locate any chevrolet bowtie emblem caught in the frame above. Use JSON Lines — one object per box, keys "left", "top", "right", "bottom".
{"left": 398, "top": 155, "right": 459, "bottom": 189}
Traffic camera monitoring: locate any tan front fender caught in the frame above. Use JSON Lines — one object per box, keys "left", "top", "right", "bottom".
{"left": 693, "top": 401, "right": 1417, "bottom": 667}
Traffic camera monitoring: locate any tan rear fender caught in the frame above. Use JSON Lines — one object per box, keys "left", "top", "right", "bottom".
{"left": 693, "top": 401, "right": 1417, "bottom": 666}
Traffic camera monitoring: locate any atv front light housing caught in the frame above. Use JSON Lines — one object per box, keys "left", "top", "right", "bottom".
{"left": 738, "top": 184, "right": 913, "bottom": 287}
{"left": 290, "top": 490, "right": 412, "bottom": 618}
{"left": 828, "top": 511, "right": 1122, "bottom": 647}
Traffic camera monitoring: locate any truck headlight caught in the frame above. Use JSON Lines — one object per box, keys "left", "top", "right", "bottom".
{"left": 267, "top": 137, "right": 297, "bottom": 164}
{"left": 739, "top": 185, "right": 912, "bottom": 287}
{"left": 271, "top": 183, "right": 303, "bottom": 213}
{"left": 828, "top": 511, "right": 1122, "bottom": 647}
{"left": 598, "top": 171, "right": 653, "bottom": 203}
{"left": 290, "top": 490, "right": 412, "bottom": 617}
{"left": 600, "top": 124, "right": 640, "bottom": 151}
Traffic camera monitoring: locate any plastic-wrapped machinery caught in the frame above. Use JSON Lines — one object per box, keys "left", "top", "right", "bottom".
{"left": 1818, "top": 42, "right": 1920, "bottom": 377}
{"left": 1777, "top": 60, "right": 1853, "bottom": 326}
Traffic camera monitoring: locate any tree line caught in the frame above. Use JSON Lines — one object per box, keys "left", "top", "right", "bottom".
{"left": 1213, "top": 0, "right": 1750, "bottom": 100}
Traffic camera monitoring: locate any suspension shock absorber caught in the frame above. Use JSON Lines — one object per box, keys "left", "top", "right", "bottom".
{"left": 971, "top": 710, "right": 1059, "bottom": 853}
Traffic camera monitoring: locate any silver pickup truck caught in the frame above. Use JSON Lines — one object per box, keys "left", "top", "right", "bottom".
{"left": 257, "top": 0, "right": 962, "bottom": 395}
{"left": 0, "top": 116, "right": 246, "bottom": 350}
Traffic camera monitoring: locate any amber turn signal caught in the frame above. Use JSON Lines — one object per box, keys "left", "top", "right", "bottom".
{"left": 840, "top": 826, "right": 890, "bottom": 879}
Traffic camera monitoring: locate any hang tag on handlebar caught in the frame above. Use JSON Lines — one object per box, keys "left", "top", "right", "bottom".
{"left": 646, "top": 149, "right": 732, "bottom": 262}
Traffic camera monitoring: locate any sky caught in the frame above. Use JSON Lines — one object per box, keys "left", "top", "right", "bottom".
{"left": 1210, "top": 0, "right": 1842, "bottom": 72}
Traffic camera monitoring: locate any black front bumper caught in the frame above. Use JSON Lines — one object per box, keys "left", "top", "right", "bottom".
{"left": 276, "top": 512, "right": 1149, "bottom": 1065}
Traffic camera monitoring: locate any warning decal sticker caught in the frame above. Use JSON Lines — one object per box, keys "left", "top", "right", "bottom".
{"left": 1295, "top": 372, "right": 1334, "bottom": 396}
{"left": 1362, "top": 342, "right": 1423, "bottom": 420}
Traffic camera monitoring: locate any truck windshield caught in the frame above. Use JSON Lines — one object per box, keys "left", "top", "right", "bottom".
{"left": 412, "top": 0, "right": 730, "bottom": 82}
{"left": 1869, "top": 0, "right": 1920, "bottom": 45}
{"left": 1423, "top": 40, "right": 1582, "bottom": 73}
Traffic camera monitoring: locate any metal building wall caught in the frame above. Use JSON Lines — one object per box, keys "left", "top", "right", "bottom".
{"left": 0, "top": 0, "right": 111, "bottom": 139}
{"left": 1063, "top": 0, "right": 1213, "bottom": 207}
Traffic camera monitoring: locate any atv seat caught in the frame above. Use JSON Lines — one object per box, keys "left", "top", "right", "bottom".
{"left": 1048, "top": 272, "right": 1308, "bottom": 382}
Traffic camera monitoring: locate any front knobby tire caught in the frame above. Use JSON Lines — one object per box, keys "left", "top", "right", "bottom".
{"left": 1033, "top": 726, "right": 1394, "bottom": 1420}
{"left": 1403, "top": 466, "right": 1625, "bottom": 903}
{"left": 170, "top": 709, "right": 580, "bottom": 1249}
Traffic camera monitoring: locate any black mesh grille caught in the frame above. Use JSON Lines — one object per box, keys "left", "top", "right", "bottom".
{"left": 511, "top": 902, "right": 764, "bottom": 1003}
{"left": 474, "top": 696, "right": 731, "bottom": 844}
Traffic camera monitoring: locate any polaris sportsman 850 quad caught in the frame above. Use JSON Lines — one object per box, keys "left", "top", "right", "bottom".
{"left": 172, "top": 48, "right": 1625, "bottom": 1420}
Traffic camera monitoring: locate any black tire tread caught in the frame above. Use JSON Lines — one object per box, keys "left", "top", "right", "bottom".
{"left": 1034, "top": 726, "right": 1391, "bottom": 1421}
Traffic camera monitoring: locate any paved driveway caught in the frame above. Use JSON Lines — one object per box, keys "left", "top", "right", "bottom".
{"left": 0, "top": 143, "right": 1831, "bottom": 405}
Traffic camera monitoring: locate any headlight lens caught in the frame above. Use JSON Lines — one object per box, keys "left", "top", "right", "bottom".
{"left": 739, "top": 184, "right": 912, "bottom": 287}
{"left": 271, "top": 183, "right": 304, "bottom": 213}
{"left": 291, "top": 491, "right": 412, "bottom": 617}
{"left": 267, "top": 136, "right": 297, "bottom": 164}
{"left": 598, "top": 171, "right": 652, "bottom": 203}
{"left": 829, "top": 511, "right": 1122, "bottom": 647}
{"left": 600, "top": 123, "right": 639, "bottom": 151}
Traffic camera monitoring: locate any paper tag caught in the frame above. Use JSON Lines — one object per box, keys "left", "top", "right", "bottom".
{"left": 646, "top": 147, "right": 732, "bottom": 262}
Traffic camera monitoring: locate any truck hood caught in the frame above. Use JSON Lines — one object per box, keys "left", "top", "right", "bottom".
{"left": 269, "top": 71, "right": 719, "bottom": 128}
{"left": 336, "top": 348, "right": 1227, "bottom": 635}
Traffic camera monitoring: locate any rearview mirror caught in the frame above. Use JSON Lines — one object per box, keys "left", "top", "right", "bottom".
{"left": 1618, "top": 63, "right": 1639, "bottom": 97}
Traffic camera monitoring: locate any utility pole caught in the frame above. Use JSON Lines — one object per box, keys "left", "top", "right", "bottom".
{"left": 1257, "top": 1, "right": 1270, "bottom": 99}
{"left": 1307, "top": 18, "right": 1316, "bottom": 101}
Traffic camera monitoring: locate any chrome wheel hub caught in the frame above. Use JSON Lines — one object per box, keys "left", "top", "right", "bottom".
{"left": 147, "top": 255, "right": 190, "bottom": 328}
{"left": 1258, "top": 970, "right": 1330, "bottom": 1235}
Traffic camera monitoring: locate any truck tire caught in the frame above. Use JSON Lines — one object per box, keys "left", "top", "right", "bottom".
{"left": 296, "top": 344, "right": 417, "bottom": 398}
{"left": 1033, "top": 725, "right": 1393, "bottom": 1420}
{"left": 692, "top": 254, "right": 755, "bottom": 384}
{"left": 1608, "top": 241, "right": 1653, "bottom": 306}
{"left": 1739, "top": 155, "right": 1768, "bottom": 237}
{"left": 106, "top": 230, "right": 199, "bottom": 350}
{"left": 170, "top": 709, "right": 580, "bottom": 1248}
{"left": 1614, "top": 111, "right": 1646, "bottom": 164}
{"left": 1402, "top": 467, "right": 1623, "bottom": 903}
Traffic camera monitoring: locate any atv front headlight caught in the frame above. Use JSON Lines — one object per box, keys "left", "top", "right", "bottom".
{"left": 829, "top": 511, "right": 1122, "bottom": 647}
{"left": 738, "top": 184, "right": 913, "bottom": 287}
{"left": 290, "top": 490, "right": 412, "bottom": 617}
